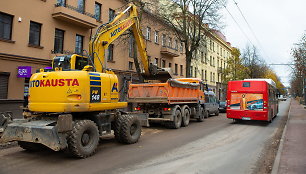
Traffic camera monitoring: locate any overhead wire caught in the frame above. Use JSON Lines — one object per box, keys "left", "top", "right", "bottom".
{"left": 231, "top": 0, "right": 272, "bottom": 61}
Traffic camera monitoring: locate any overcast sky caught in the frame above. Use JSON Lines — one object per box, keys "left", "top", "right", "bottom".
{"left": 221, "top": 0, "right": 306, "bottom": 86}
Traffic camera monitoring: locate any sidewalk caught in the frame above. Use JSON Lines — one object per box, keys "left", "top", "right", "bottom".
{"left": 273, "top": 99, "right": 306, "bottom": 174}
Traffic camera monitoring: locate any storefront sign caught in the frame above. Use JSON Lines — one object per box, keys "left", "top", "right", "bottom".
{"left": 17, "top": 66, "right": 32, "bottom": 78}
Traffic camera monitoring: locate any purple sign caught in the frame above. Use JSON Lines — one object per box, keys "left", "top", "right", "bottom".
{"left": 17, "top": 66, "right": 32, "bottom": 78}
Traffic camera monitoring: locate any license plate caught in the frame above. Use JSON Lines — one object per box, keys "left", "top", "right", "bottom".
{"left": 242, "top": 117, "right": 251, "bottom": 120}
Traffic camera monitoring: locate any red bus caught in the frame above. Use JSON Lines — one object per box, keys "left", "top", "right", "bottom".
{"left": 226, "top": 79, "right": 278, "bottom": 122}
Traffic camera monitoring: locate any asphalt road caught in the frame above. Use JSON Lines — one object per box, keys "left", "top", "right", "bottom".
{"left": 0, "top": 100, "right": 290, "bottom": 174}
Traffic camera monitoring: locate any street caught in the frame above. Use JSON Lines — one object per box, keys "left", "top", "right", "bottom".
{"left": 0, "top": 100, "right": 290, "bottom": 174}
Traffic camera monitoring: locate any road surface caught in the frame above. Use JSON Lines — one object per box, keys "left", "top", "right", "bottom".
{"left": 0, "top": 100, "right": 290, "bottom": 174}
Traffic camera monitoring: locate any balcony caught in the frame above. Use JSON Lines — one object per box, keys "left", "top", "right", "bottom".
{"left": 217, "top": 67, "right": 223, "bottom": 73}
{"left": 160, "top": 47, "right": 180, "bottom": 57}
{"left": 52, "top": 3, "right": 97, "bottom": 29}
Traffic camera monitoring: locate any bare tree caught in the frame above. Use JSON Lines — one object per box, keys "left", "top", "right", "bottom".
{"left": 241, "top": 45, "right": 267, "bottom": 78}
{"left": 149, "top": 0, "right": 226, "bottom": 77}
{"left": 291, "top": 32, "right": 306, "bottom": 100}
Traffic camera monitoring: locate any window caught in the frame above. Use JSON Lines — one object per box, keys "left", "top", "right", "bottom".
{"left": 0, "top": 12, "right": 13, "bottom": 40}
{"left": 169, "top": 62, "right": 172, "bottom": 68}
{"left": 57, "top": 0, "right": 66, "bottom": 6}
{"left": 180, "top": 42, "right": 183, "bottom": 52}
{"left": 174, "top": 40, "right": 178, "bottom": 50}
{"left": 162, "top": 34, "right": 166, "bottom": 46}
{"left": 54, "top": 29, "right": 64, "bottom": 53}
{"left": 162, "top": 60, "right": 166, "bottom": 68}
{"left": 201, "top": 69, "right": 204, "bottom": 80}
{"left": 213, "top": 57, "right": 215, "bottom": 66}
{"left": 210, "top": 72, "right": 212, "bottom": 82}
{"left": 154, "top": 31, "right": 159, "bottom": 43}
{"left": 154, "top": 58, "right": 159, "bottom": 66}
{"left": 205, "top": 53, "right": 207, "bottom": 63}
{"left": 168, "top": 37, "right": 172, "bottom": 48}
{"left": 0, "top": 72, "right": 9, "bottom": 99}
{"left": 175, "top": 64, "right": 178, "bottom": 75}
{"left": 128, "top": 61, "right": 133, "bottom": 70}
{"left": 210, "top": 56, "right": 212, "bottom": 66}
{"left": 205, "top": 70, "right": 207, "bottom": 81}
{"left": 95, "top": 2, "right": 102, "bottom": 21}
{"left": 129, "top": 35, "right": 136, "bottom": 58}
{"left": 29, "top": 21, "right": 41, "bottom": 46}
{"left": 75, "top": 34, "right": 84, "bottom": 54}
{"left": 107, "top": 44, "right": 114, "bottom": 61}
{"left": 78, "top": 0, "right": 85, "bottom": 13}
{"left": 243, "top": 82, "right": 250, "bottom": 87}
{"left": 146, "top": 27, "right": 151, "bottom": 40}
{"left": 109, "top": 9, "right": 115, "bottom": 22}
{"left": 180, "top": 65, "right": 183, "bottom": 76}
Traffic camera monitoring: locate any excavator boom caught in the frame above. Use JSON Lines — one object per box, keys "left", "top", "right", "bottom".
{"left": 89, "top": 4, "right": 172, "bottom": 82}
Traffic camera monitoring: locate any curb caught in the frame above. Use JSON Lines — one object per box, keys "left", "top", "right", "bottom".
{"left": 271, "top": 99, "right": 292, "bottom": 174}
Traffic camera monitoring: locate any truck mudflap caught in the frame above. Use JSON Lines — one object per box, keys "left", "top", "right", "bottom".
{"left": 0, "top": 119, "right": 67, "bottom": 151}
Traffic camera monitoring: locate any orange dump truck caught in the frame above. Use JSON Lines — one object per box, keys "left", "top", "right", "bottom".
{"left": 128, "top": 78, "right": 208, "bottom": 128}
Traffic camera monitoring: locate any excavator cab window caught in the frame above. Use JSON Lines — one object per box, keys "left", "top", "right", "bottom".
{"left": 75, "top": 56, "right": 88, "bottom": 70}
{"left": 53, "top": 55, "right": 71, "bottom": 70}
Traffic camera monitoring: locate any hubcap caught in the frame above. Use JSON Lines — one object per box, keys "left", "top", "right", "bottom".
{"left": 81, "top": 132, "right": 90, "bottom": 146}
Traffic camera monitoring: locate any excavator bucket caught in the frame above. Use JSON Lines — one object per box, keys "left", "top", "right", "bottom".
{"left": 142, "top": 67, "right": 173, "bottom": 82}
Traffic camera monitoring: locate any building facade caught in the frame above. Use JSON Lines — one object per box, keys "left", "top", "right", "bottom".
{"left": 191, "top": 29, "right": 232, "bottom": 101}
{"left": 0, "top": 0, "right": 185, "bottom": 114}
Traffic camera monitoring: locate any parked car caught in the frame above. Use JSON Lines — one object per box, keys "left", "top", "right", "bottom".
{"left": 218, "top": 101, "right": 227, "bottom": 113}
{"left": 204, "top": 91, "right": 219, "bottom": 117}
{"left": 278, "top": 95, "right": 287, "bottom": 101}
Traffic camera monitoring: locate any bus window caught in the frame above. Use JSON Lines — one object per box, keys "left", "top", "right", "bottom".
{"left": 243, "top": 82, "right": 250, "bottom": 87}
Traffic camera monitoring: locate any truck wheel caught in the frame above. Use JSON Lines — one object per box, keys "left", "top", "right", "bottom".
{"left": 182, "top": 107, "right": 190, "bottom": 127}
{"left": 197, "top": 107, "right": 205, "bottom": 122}
{"left": 165, "top": 109, "right": 182, "bottom": 129}
{"left": 67, "top": 120, "right": 99, "bottom": 158}
{"left": 18, "top": 141, "right": 47, "bottom": 152}
{"left": 120, "top": 115, "right": 141, "bottom": 144}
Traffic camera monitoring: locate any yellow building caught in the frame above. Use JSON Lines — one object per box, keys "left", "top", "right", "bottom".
{"left": 191, "top": 29, "right": 232, "bottom": 101}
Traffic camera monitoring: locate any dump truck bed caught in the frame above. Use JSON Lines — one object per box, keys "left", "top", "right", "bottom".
{"left": 128, "top": 79, "right": 200, "bottom": 104}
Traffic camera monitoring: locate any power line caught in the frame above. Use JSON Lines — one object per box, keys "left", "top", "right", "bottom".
{"left": 231, "top": 0, "right": 272, "bottom": 61}
{"left": 222, "top": 4, "right": 255, "bottom": 47}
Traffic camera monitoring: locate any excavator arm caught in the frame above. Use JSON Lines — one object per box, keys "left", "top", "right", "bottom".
{"left": 89, "top": 4, "right": 172, "bottom": 81}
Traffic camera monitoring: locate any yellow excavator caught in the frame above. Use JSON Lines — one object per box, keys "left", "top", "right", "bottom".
{"left": 0, "top": 3, "right": 171, "bottom": 158}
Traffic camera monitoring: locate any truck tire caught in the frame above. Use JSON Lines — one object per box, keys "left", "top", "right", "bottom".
{"left": 181, "top": 105, "right": 190, "bottom": 127}
{"left": 120, "top": 115, "right": 141, "bottom": 144}
{"left": 165, "top": 106, "right": 182, "bottom": 129}
{"left": 18, "top": 141, "right": 47, "bottom": 152}
{"left": 197, "top": 107, "right": 205, "bottom": 122}
{"left": 67, "top": 120, "right": 99, "bottom": 158}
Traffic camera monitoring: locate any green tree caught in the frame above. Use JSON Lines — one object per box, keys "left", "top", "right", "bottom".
{"left": 223, "top": 47, "right": 248, "bottom": 82}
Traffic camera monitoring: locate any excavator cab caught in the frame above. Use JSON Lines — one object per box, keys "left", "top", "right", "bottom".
{"left": 52, "top": 54, "right": 88, "bottom": 71}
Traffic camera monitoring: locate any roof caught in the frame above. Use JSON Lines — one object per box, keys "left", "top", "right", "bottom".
{"left": 244, "top": 79, "right": 276, "bottom": 88}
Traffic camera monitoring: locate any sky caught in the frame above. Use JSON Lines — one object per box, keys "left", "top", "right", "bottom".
{"left": 221, "top": 0, "right": 306, "bottom": 87}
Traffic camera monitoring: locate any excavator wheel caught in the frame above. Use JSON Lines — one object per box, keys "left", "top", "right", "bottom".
{"left": 120, "top": 115, "right": 141, "bottom": 144}
{"left": 114, "top": 115, "right": 125, "bottom": 143}
{"left": 18, "top": 141, "right": 47, "bottom": 152}
{"left": 67, "top": 120, "right": 99, "bottom": 158}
